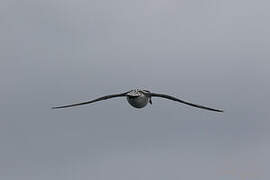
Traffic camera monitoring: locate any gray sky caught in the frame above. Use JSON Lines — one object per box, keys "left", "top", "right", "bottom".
{"left": 1, "top": 0, "right": 270, "bottom": 179}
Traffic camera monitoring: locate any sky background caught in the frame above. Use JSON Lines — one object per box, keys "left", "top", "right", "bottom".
{"left": 1, "top": 0, "right": 270, "bottom": 179}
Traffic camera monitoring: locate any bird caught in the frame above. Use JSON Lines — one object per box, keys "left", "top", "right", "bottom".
{"left": 52, "top": 89, "right": 223, "bottom": 112}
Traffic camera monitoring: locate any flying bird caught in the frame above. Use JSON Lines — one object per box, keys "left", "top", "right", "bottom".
{"left": 52, "top": 89, "right": 223, "bottom": 112}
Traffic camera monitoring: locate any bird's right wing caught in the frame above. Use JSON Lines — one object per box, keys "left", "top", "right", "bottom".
{"left": 52, "top": 92, "right": 128, "bottom": 109}
{"left": 150, "top": 93, "right": 223, "bottom": 112}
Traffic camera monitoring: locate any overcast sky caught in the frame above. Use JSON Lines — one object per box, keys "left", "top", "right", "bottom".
{"left": 1, "top": 0, "right": 270, "bottom": 179}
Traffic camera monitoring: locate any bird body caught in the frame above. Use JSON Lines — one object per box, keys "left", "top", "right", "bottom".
{"left": 126, "top": 89, "right": 150, "bottom": 108}
{"left": 52, "top": 89, "right": 223, "bottom": 112}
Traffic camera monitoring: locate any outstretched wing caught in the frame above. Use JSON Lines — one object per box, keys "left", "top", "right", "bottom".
{"left": 150, "top": 93, "right": 223, "bottom": 112}
{"left": 52, "top": 92, "right": 127, "bottom": 109}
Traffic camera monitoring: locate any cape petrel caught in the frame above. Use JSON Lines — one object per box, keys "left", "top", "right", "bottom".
{"left": 52, "top": 89, "right": 223, "bottom": 112}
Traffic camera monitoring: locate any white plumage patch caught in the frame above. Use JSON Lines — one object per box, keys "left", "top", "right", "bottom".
{"left": 127, "top": 89, "right": 143, "bottom": 96}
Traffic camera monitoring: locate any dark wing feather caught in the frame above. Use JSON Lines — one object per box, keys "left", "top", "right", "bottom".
{"left": 150, "top": 93, "right": 223, "bottom": 112}
{"left": 52, "top": 92, "right": 127, "bottom": 109}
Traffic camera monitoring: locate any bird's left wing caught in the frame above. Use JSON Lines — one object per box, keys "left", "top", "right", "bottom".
{"left": 150, "top": 93, "right": 223, "bottom": 112}
{"left": 52, "top": 92, "right": 127, "bottom": 109}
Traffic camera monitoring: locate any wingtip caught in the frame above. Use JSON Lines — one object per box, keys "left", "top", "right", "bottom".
{"left": 218, "top": 109, "right": 224, "bottom": 113}
{"left": 51, "top": 106, "right": 60, "bottom": 109}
